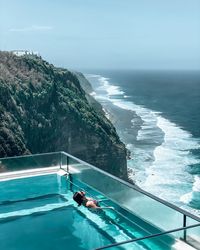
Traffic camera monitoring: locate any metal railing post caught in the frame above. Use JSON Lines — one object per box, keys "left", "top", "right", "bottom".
{"left": 67, "top": 155, "right": 69, "bottom": 173}
{"left": 60, "top": 152, "right": 62, "bottom": 169}
{"left": 183, "top": 214, "right": 187, "bottom": 241}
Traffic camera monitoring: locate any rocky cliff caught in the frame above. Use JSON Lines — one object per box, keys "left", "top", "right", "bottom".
{"left": 0, "top": 51, "right": 127, "bottom": 179}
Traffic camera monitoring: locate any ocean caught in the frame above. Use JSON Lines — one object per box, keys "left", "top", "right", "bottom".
{"left": 84, "top": 70, "right": 200, "bottom": 216}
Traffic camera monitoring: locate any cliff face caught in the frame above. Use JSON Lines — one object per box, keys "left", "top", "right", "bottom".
{"left": 0, "top": 51, "right": 127, "bottom": 179}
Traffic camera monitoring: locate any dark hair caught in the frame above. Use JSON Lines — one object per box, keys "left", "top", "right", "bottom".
{"left": 73, "top": 192, "right": 83, "bottom": 206}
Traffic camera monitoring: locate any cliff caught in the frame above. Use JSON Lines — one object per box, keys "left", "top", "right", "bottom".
{"left": 0, "top": 51, "right": 128, "bottom": 179}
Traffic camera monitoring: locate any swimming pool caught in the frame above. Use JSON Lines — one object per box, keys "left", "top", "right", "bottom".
{"left": 0, "top": 171, "right": 198, "bottom": 250}
{"left": 0, "top": 174, "right": 111, "bottom": 250}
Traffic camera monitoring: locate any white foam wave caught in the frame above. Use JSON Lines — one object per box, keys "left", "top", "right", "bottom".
{"left": 90, "top": 91, "right": 96, "bottom": 96}
{"left": 180, "top": 192, "right": 193, "bottom": 204}
{"left": 98, "top": 76, "right": 125, "bottom": 96}
{"left": 180, "top": 176, "right": 200, "bottom": 211}
{"left": 193, "top": 175, "right": 200, "bottom": 192}
{"left": 142, "top": 117, "right": 200, "bottom": 202}
{"left": 157, "top": 117, "right": 200, "bottom": 151}
{"left": 144, "top": 116, "right": 200, "bottom": 203}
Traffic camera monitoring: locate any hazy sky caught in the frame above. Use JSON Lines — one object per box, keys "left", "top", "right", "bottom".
{"left": 0, "top": 0, "right": 200, "bottom": 70}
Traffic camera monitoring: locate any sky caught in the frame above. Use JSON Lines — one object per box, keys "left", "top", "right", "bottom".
{"left": 0, "top": 0, "right": 200, "bottom": 70}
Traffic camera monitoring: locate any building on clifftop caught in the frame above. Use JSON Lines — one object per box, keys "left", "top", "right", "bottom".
{"left": 11, "top": 50, "right": 40, "bottom": 57}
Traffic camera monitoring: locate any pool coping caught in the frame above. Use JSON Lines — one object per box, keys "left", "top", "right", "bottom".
{"left": 0, "top": 166, "right": 60, "bottom": 181}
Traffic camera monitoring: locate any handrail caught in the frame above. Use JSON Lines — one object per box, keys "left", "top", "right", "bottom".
{"left": 61, "top": 151, "right": 200, "bottom": 222}
{"left": 94, "top": 223, "right": 200, "bottom": 250}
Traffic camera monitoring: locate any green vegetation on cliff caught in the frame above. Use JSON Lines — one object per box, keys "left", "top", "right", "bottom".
{"left": 0, "top": 51, "right": 127, "bottom": 179}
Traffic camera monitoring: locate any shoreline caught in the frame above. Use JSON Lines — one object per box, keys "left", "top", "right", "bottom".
{"left": 95, "top": 97, "right": 141, "bottom": 145}
{"left": 94, "top": 97, "right": 142, "bottom": 180}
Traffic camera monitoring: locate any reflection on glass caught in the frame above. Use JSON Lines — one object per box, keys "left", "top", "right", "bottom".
{"left": 0, "top": 152, "right": 60, "bottom": 173}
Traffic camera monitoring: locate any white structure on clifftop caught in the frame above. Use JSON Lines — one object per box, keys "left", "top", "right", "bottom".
{"left": 12, "top": 50, "right": 39, "bottom": 57}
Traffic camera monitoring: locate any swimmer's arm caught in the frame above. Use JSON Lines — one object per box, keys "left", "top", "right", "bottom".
{"left": 97, "top": 207, "right": 114, "bottom": 210}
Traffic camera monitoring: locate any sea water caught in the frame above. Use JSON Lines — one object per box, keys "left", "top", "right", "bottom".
{"left": 85, "top": 70, "right": 200, "bottom": 216}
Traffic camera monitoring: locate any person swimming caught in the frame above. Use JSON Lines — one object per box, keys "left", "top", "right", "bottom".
{"left": 73, "top": 191, "right": 113, "bottom": 210}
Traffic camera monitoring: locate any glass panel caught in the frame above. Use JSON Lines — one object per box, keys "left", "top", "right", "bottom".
{"left": 0, "top": 152, "right": 61, "bottom": 173}
{"left": 66, "top": 154, "right": 197, "bottom": 232}
{"left": 185, "top": 217, "right": 200, "bottom": 243}
{"left": 60, "top": 153, "right": 68, "bottom": 172}
{"left": 106, "top": 225, "right": 200, "bottom": 250}
{"left": 67, "top": 155, "right": 91, "bottom": 174}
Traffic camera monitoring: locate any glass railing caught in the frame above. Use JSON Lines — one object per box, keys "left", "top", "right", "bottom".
{"left": 0, "top": 152, "right": 61, "bottom": 173}
{"left": 0, "top": 151, "right": 200, "bottom": 249}
{"left": 60, "top": 152, "right": 200, "bottom": 243}
{"left": 62, "top": 152, "right": 200, "bottom": 223}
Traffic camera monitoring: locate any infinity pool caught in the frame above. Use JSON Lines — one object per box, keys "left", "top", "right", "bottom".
{"left": 0, "top": 173, "right": 192, "bottom": 250}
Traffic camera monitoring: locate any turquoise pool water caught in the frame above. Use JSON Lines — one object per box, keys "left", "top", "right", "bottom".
{"left": 0, "top": 173, "right": 179, "bottom": 250}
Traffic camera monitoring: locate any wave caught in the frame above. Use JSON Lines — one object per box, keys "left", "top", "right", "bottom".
{"left": 180, "top": 175, "right": 200, "bottom": 210}
{"left": 143, "top": 116, "right": 200, "bottom": 203}
{"left": 86, "top": 74, "right": 200, "bottom": 213}
{"left": 97, "top": 77, "right": 125, "bottom": 96}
